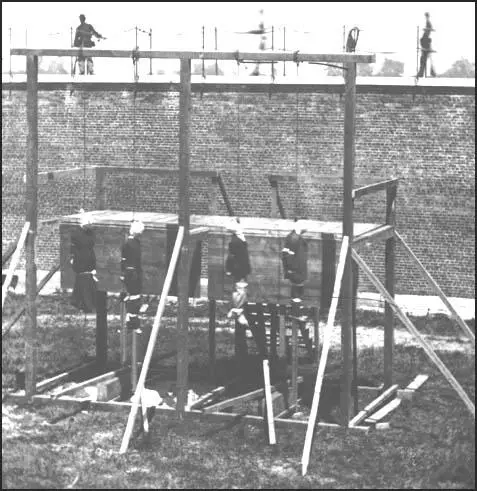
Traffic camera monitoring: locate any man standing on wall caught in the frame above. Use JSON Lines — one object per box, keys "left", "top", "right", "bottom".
{"left": 74, "top": 14, "right": 106, "bottom": 75}
{"left": 417, "top": 12, "right": 436, "bottom": 78}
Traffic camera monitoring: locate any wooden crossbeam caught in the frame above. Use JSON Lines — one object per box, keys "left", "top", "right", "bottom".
{"left": 38, "top": 167, "right": 95, "bottom": 183}
{"left": 398, "top": 374, "right": 429, "bottom": 400}
{"left": 187, "top": 386, "right": 226, "bottom": 411}
{"left": 11, "top": 48, "right": 376, "bottom": 64}
{"left": 352, "top": 248, "right": 475, "bottom": 418}
{"left": 352, "top": 178, "right": 399, "bottom": 200}
{"left": 352, "top": 224, "right": 394, "bottom": 245}
{"left": 203, "top": 386, "right": 276, "bottom": 413}
{"left": 395, "top": 231, "right": 475, "bottom": 342}
{"left": 36, "top": 361, "right": 97, "bottom": 393}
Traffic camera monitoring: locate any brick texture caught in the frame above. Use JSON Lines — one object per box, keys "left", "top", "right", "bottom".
{"left": 2, "top": 84, "right": 475, "bottom": 298}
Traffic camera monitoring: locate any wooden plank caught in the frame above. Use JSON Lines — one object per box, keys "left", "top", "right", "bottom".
{"left": 395, "top": 231, "right": 475, "bottom": 342}
{"left": 279, "top": 314, "right": 287, "bottom": 358}
{"left": 349, "top": 384, "right": 399, "bottom": 427}
{"left": 352, "top": 178, "right": 399, "bottom": 200}
{"left": 119, "top": 226, "right": 184, "bottom": 454}
{"left": 352, "top": 249, "right": 475, "bottom": 418}
{"left": 36, "top": 361, "right": 97, "bottom": 393}
{"left": 302, "top": 236, "right": 349, "bottom": 476}
{"left": 25, "top": 53, "right": 39, "bottom": 400}
{"left": 11, "top": 48, "right": 376, "bottom": 64}
{"left": 263, "top": 359, "right": 277, "bottom": 445}
{"left": 2, "top": 222, "right": 30, "bottom": 310}
{"left": 216, "top": 173, "right": 234, "bottom": 216}
{"left": 53, "top": 367, "right": 130, "bottom": 398}
{"left": 187, "top": 386, "right": 225, "bottom": 411}
{"left": 406, "top": 374, "right": 429, "bottom": 391}
{"left": 365, "top": 398, "right": 402, "bottom": 424}
{"left": 2, "top": 240, "right": 19, "bottom": 267}
{"left": 203, "top": 387, "right": 276, "bottom": 413}
{"left": 352, "top": 225, "right": 394, "bottom": 245}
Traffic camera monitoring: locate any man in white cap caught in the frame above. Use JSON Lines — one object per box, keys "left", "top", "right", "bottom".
{"left": 70, "top": 209, "right": 98, "bottom": 312}
{"left": 121, "top": 220, "right": 145, "bottom": 331}
{"left": 225, "top": 218, "right": 251, "bottom": 327}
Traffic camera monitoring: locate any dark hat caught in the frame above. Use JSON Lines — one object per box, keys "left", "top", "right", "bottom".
{"left": 79, "top": 14, "right": 86, "bottom": 20}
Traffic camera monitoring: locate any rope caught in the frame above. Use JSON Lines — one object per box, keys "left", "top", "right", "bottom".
{"left": 295, "top": 91, "right": 299, "bottom": 218}
{"left": 236, "top": 92, "right": 241, "bottom": 201}
{"left": 82, "top": 94, "right": 87, "bottom": 209}
{"left": 132, "top": 57, "right": 138, "bottom": 221}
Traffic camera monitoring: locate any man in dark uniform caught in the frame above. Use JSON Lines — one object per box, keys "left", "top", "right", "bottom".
{"left": 417, "top": 12, "right": 436, "bottom": 78}
{"left": 121, "top": 220, "right": 145, "bottom": 331}
{"left": 282, "top": 219, "right": 308, "bottom": 302}
{"left": 70, "top": 211, "right": 98, "bottom": 312}
{"left": 74, "top": 14, "right": 106, "bottom": 75}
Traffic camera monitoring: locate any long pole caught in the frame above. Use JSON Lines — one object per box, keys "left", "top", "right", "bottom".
{"left": 119, "top": 226, "right": 185, "bottom": 453}
{"left": 135, "top": 26, "right": 139, "bottom": 81}
{"left": 149, "top": 28, "right": 152, "bottom": 75}
{"left": 25, "top": 54, "right": 38, "bottom": 399}
{"left": 341, "top": 58, "right": 356, "bottom": 426}
{"left": 9, "top": 27, "right": 12, "bottom": 78}
{"left": 176, "top": 57, "right": 192, "bottom": 417}
{"left": 271, "top": 26, "right": 275, "bottom": 80}
{"left": 214, "top": 27, "right": 218, "bottom": 75}
{"left": 416, "top": 26, "right": 420, "bottom": 76}
{"left": 202, "top": 26, "right": 205, "bottom": 79}
{"left": 283, "top": 27, "right": 286, "bottom": 76}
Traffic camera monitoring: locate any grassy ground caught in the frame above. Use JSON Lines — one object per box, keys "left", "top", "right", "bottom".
{"left": 2, "top": 293, "right": 475, "bottom": 489}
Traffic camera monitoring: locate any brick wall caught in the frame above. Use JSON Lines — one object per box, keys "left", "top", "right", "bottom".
{"left": 2, "top": 82, "right": 475, "bottom": 298}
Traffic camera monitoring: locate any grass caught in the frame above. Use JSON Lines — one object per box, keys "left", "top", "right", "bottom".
{"left": 2, "top": 292, "right": 475, "bottom": 489}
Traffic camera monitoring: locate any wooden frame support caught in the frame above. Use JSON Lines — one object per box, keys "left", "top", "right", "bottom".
{"left": 352, "top": 249, "right": 475, "bottom": 418}
{"left": 213, "top": 173, "right": 235, "bottom": 217}
{"left": 2, "top": 222, "right": 30, "bottom": 310}
{"left": 349, "top": 384, "right": 398, "bottom": 426}
{"left": 25, "top": 53, "right": 39, "bottom": 400}
{"left": 208, "top": 299, "right": 216, "bottom": 384}
{"left": 96, "top": 291, "right": 108, "bottom": 370}
{"left": 269, "top": 177, "right": 288, "bottom": 219}
{"left": 352, "top": 178, "right": 399, "bottom": 200}
{"left": 395, "top": 231, "right": 475, "bottom": 342}
{"left": 301, "top": 236, "right": 349, "bottom": 477}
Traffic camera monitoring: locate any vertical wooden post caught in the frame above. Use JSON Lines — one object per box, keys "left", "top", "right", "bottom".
{"left": 340, "top": 61, "right": 356, "bottom": 427}
{"left": 208, "top": 298, "right": 216, "bottom": 384}
{"left": 95, "top": 167, "right": 106, "bottom": 210}
{"left": 352, "top": 261, "right": 359, "bottom": 414}
{"left": 131, "top": 330, "right": 138, "bottom": 392}
{"left": 95, "top": 290, "right": 108, "bottom": 370}
{"left": 278, "top": 312, "right": 286, "bottom": 358}
{"left": 291, "top": 302, "right": 299, "bottom": 409}
{"left": 120, "top": 300, "right": 127, "bottom": 366}
{"left": 321, "top": 234, "right": 336, "bottom": 314}
{"left": 176, "top": 57, "right": 192, "bottom": 418}
{"left": 270, "top": 303, "right": 278, "bottom": 360}
{"left": 209, "top": 176, "right": 218, "bottom": 215}
{"left": 384, "top": 184, "right": 397, "bottom": 388}
{"left": 25, "top": 54, "right": 38, "bottom": 399}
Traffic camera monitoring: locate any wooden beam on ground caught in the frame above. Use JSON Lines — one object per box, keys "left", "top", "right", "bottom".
{"left": 349, "top": 384, "right": 399, "bottom": 427}
{"left": 395, "top": 231, "right": 475, "bottom": 342}
{"left": 302, "top": 236, "right": 349, "bottom": 477}
{"left": 11, "top": 48, "right": 376, "bottom": 64}
{"left": 53, "top": 366, "right": 130, "bottom": 398}
{"left": 352, "top": 178, "right": 399, "bottom": 200}
{"left": 365, "top": 398, "right": 402, "bottom": 425}
{"left": 352, "top": 249, "right": 475, "bottom": 418}
{"left": 263, "top": 359, "right": 276, "bottom": 445}
{"left": 36, "top": 361, "right": 97, "bottom": 393}
{"left": 2, "top": 262, "right": 60, "bottom": 337}
{"left": 119, "top": 226, "right": 184, "bottom": 454}
{"left": 397, "top": 374, "right": 429, "bottom": 400}
{"left": 25, "top": 53, "right": 39, "bottom": 400}
{"left": 203, "top": 386, "right": 277, "bottom": 413}
{"left": 187, "top": 386, "right": 225, "bottom": 411}
{"left": 352, "top": 225, "right": 394, "bottom": 245}
{"left": 2, "top": 222, "right": 30, "bottom": 310}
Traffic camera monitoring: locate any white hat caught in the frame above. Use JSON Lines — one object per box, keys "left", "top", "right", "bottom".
{"left": 129, "top": 220, "right": 145, "bottom": 236}
{"left": 79, "top": 209, "right": 92, "bottom": 228}
{"left": 293, "top": 219, "right": 307, "bottom": 235}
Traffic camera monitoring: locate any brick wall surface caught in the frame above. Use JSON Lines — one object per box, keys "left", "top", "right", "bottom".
{"left": 2, "top": 84, "right": 475, "bottom": 298}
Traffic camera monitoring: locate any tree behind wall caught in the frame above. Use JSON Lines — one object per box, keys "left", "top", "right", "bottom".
{"left": 375, "top": 58, "right": 404, "bottom": 77}
{"left": 441, "top": 58, "right": 475, "bottom": 78}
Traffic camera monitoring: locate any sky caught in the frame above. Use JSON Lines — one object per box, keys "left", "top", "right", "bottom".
{"left": 2, "top": 2, "right": 475, "bottom": 77}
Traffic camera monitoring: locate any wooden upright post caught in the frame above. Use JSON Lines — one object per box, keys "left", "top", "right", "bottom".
{"left": 25, "top": 54, "right": 38, "bottom": 399}
{"left": 208, "top": 299, "right": 216, "bottom": 384}
{"left": 95, "top": 167, "right": 106, "bottom": 210}
{"left": 96, "top": 291, "right": 108, "bottom": 370}
{"left": 176, "top": 57, "right": 192, "bottom": 418}
{"left": 384, "top": 184, "right": 397, "bottom": 387}
{"left": 341, "top": 60, "right": 356, "bottom": 426}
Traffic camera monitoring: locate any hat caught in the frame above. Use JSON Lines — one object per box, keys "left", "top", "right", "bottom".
{"left": 129, "top": 220, "right": 145, "bottom": 236}
{"left": 293, "top": 219, "right": 307, "bottom": 235}
{"left": 79, "top": 209, "right": 92, "bottom": 228}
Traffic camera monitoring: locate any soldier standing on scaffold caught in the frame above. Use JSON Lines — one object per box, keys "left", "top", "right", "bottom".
{"left": 74, "top": 14, "right": 106, "bottom": 75}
